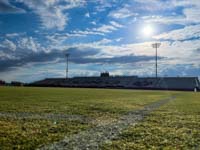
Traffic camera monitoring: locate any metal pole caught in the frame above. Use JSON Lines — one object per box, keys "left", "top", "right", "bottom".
{"left": 156, "top": 46, "right": 157, "bottom": 78}
{"left": 66, "top": 53, "right": 69, "bottom": 79}
{"left": 67, "top": 55, "right": 68, "bottom": 79}
{"left": 152, "top": 43, "right": 161, "bottom": 78}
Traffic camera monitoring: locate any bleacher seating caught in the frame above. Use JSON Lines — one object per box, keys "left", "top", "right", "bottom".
{"left": 30, "top": 76, "right": 200, "bottom": 91}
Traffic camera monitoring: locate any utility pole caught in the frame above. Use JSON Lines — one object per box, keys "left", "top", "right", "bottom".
{"left": 152, "top": 43, "right": 161, "bottom": 78}
{"left": 65, "top": 53, "right": 70, "bottom": 79}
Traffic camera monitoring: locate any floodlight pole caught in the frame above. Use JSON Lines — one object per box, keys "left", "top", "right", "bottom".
{"left": 156, "top": 46, "right": 158, "bottom": 78}
{"left": 65, "top": 53, "right": 70, "bottom": 79}
{"left": 152, "top": 43, "right": 161, "bottom": 78}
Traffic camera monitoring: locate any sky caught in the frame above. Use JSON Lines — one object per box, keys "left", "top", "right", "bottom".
{"left": 0, "top": 0, "right": 200, "bottom": 83}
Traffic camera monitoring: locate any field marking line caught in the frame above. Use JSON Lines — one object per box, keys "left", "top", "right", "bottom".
{"left": 39, "top": 96, "right": 175, "bottom": 150}
{"left": 0, "top": 112, "right": 90, "bottom": 122}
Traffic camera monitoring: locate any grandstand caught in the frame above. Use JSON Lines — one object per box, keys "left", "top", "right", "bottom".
{"left": 30, "top": 75, "right": 200, "bottom": 91}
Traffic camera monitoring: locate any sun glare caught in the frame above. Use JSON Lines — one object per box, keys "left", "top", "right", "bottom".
{"left": 142, "top": 25, "right": 154, "bottom": 37}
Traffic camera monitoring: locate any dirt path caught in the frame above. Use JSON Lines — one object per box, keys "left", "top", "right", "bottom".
{"left": 40, "top": 96, "right": 175, "bottom": 150}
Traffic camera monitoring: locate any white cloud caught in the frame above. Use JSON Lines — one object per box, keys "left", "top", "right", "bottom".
{"left": 110, "top": 21, "right": 124, "bottom": 28}
{"left": 0, "top": 51, "right": 16, "bottom": 60}
{"left": 154, "top": 24, "right": 200, "bottom": 41}
{"left": 16, "top": 0, "right": 85, "bottom": 30}
{"left": 71, "top": 30, "right": 104, "bottom": 36}
{"left": 2, "top": 39, "right": 16, "bottom": 51}
{"left": 71, "top": 22, "right": 124, "bottom": 36}
{"left": 142, "top": 0, "right": 200, "bottom": 25}
{"left": 94, "top": 0, "right": 115, "bottom": 12}
{"left": 115, "top": 38, "right": 123, "bottom": 42}
{"left": 93, "top": 24, "right": 117, "bottom": 33}
{"left": 91, "top": 38, "right": 112, "bottom": 45}
{"left": 172, "top": 0, "right": 200, "bottom": 8}
{"left": 6, "top": 32, "right": 25, "bottom": 37}
{"left": 45, "top": 32, "right": 89, "bottom": 48}
{"left": 92, "top": 22, "right": 124, "bottom": 33}
{"left": 109, "top": 7, "right": 138, "bottom": 19}
{"left": 60, "top": 0, "right": 86, "bottom": 9}
{"left": 142, "top": 15, "right": 186, "bottom": 25}
{"left": 67, "top": 37, "right": 200, "bottom": 67}
{"left": 85, "top": 12, "right": 90, "bottom": 17}
{"left": 183, "top": 7, "right": 200, "bottom": 23}
{"left": 133, "top": 0, "right": 174, "bottom": 11}
{"left": 91, "top": 21, "right": 96, "bottom": 25}
{"left": 1, "top": 36, "right": 200, "bottom": 79}
{"left": 17, "top": 37, "right": 43, "bottom": 52}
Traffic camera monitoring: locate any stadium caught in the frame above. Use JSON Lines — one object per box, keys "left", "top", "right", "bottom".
{"left": 30, "top": 72, "right": 200, "bottom": 91}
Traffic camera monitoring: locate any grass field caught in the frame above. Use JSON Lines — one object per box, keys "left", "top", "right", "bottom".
{"left": 0, "top": 86, "right": 199, "bottom": 149}
{"left": 102, "top": 92, "right": 200, "bottom": 149}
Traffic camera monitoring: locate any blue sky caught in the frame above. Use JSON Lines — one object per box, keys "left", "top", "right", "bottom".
{"left": 0, "top": 0, "right": 200, "bottom": 82}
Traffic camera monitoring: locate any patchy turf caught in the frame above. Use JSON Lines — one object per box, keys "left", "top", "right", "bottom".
{"left": 41, "top": 97, "right": 174, "bottom": 150}
{"left": 101, "top": 92, "right": 200, "bottom": 150}
{"left": 0, "top": 87, "right": 170, "bottom": 115}
{"left": 0, "top": 118, "right": 89, "bottom": 150}
{"left": 0, "top": 87, "right": 170, "bottom": 149}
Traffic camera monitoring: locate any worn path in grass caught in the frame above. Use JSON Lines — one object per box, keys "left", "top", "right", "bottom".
{"left": 40, "top": 96, "right": 175, "bottom": 150}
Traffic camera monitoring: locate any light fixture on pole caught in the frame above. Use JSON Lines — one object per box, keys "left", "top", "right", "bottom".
{"left": 65, "top": 53, "right": 70, "bottom": 79}
{"left": 152, "top": 43, "right": 161, "bottom": 78}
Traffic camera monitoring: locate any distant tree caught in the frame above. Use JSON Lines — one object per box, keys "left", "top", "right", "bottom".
{"left": 11, "top": 81, "right": 24, "bottom": 86}
{"left": 0, "top": 80, "right": 6, "bottom": 85}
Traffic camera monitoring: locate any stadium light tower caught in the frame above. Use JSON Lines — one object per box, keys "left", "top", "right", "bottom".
{"left": 152, "top": 43, "right": 161, "bottom": 78}
{"left": 65, "top": 53, "right": 70, "bottom": 79}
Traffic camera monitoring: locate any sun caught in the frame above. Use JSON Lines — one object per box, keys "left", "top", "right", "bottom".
{"left": 142, "top": 25, "right": 154, "bottom": 37}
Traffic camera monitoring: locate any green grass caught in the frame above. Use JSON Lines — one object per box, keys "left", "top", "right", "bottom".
{"left": 101, "top": 92, "right": 200, "bottom": 150}
{"left": 0, "top": 87, "right": 170, "bottom": 116}
{"left": 0, "top": 118, "right": 88, "bottom": 150}
{"left": 0, "top": 86, "right": 170, "bottom": 149}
